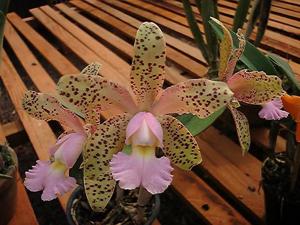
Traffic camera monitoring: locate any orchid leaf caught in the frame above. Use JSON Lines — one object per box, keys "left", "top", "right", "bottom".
{"left": 177, "top": 106, "right": 226, "bottom": 136}
{"left": 232, "top": 0, "right": 251, "bottom": 32}
{"left": 267, "top": 53, "right": 300, "bottom": 94}
{"left": 209, "top": 18, "right": 277, "bottom": 75}
{"left": 182, "top": 0, "right": 209, "bottom": 63}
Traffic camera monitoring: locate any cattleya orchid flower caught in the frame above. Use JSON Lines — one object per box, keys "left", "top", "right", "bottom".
{"left": 22, "top": 63, "right": 101, "bottom": 201}
{"left": 282, "top": 95, "right": 300, "bottom": 141}
{"left": 56, "top": 22, "right": 234, "bottom": 211}
{"left": 212, "top": 18, "right": 285, "bottom": 153}
{"left": 258, "top": 98, "right": 289, "bottom": 120}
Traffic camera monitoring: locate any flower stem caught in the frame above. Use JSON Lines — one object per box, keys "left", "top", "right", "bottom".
{"left": 135, "top": 187, "right": 152, "bottom": 224}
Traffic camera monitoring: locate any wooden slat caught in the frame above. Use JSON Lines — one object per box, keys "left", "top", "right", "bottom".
{"left": 0, "top": 48, "right": 71, "bottom": 208}
{"left": 29, "top": 8, "right": 129, "bottom": 86}
{"left": 2, "top": 120, "right": 23, "bottom": 137}
{"left": 8, "top": 173, "right": 39, "bottom": 225}
{"left": 40, "top": 5, "right": 131, "bottom": 78}
{"left": 0, "top": 125, "right": 38, "bottom": 225}
{"left": 71, "top": 0, "right": 207, "bottom": 77}
{"left": 6, "top": 13, "right": 78, "bottom": 75}
{"left": 156, "top": 0, "right": 300, "bottom": 76}
{"left": 158, "top": 0, "right": 300, "bottom": 59}
{"left": 173, "top": 169, "right": 250, "bottom": 225}
{"left": 55, "top": 3, "right": 185, "bottom": 84}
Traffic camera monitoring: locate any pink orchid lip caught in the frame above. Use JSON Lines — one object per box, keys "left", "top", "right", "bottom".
{"left": 258, "top": 98, "right": 289, "bottom": 120}
{"left": 126, "top": 112, "right": 163, "bottom": 147}
{"left": 110, "top": 145, "right": 173, "bottom": 194}
{"left": 24, "top": 160, "right": 76, "bottom": 201}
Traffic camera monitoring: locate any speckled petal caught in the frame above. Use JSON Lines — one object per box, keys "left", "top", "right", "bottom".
{"left": 57, "top": 74, "right": 138, "bottom": 124}
{"left": 152, "top": 79, "right": 233, "bottom": 118}
{"left": 228, "top": 103, "right": 250, "bottom": 154}
{"left": 22, "top": 91, "right": 84, "bottom": 132}
{"left": 80, "top": 62, "right": 102, "bottom": 76}
{"left": 130, "top": 22, "right": 166, "bottom": 111}
{"left": 227, "top": 70, "right": 285, "bottom": 105}
{"left": 158, "top": 115, "right": 202, "bottom": 170}
{"left": 258, "top": 99, "right": 289, "bottom": 120}
{"left": 210, "top": 18, "right": 233, "bottom": 81}
{"left": 83, "top": 113, "right": 131, "bottom": 211}
{"left": 225, "top": 29, "right": 245, "bottom": 80}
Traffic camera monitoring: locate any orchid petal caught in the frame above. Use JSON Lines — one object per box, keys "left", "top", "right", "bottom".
{"left": 130, "top": 22, "right": 166, "bottom": 110}
{"left": 53, "top": 132, "right": 86, "bottom": 168}
{"left": 24, "top": 160, "right": 76, "bottom": 201}
{"left": 24, "top": 160, "right": 50, "bottom": 192}
{"left": 22, "top": 91, "right": 84, "bottom": 132}
{"left": 258, "top": 98, "right": 289, "bottom": 120}
{"left": 227, "top": 70, "right": 285, "bottom": 105}
{"left": 57, "top": 75, "right": 137, "bottom": 124}
{"left": 126, "top": 112, "right": 163, "bottom": 147}
{"left": 80, "top": 62, "right": 102, "bottom": 76}
{"left": 225, "top": 29, "right": 245, "bottom": 80}
{"left": 211, "top": 18, "right": 233, "bottom": 81}
{"left": 110, "top": 146, "right": 173, "bottom": 194}
{"left": 158, "top": 115, "right": 202, "bottom": 170}
{"left": 228, "top": 104, "right": 250, "bottom": 154}
{"left": 83, "top": 113, "right": 131, "bottom": 211}
{"left": 282, "top": 95, "right": 300, "bottom": 122}
{"left": 152, "top": 79, "right": 233, "bottom": 118}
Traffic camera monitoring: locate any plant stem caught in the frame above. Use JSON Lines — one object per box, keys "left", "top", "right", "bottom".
{"left": 182, "top": 0, "right": 210, "bottom": 64}
{"left": 116, "top": 183, "right": 124, "bottom": 203}
{"left": 135, "top": 187, "right": 152, "bottom": 224}
{"left": 269, "top": 121, "right": 280, "bottom": 153}
{"left": 290, "top": 143, "right": 300, "bottom": 193}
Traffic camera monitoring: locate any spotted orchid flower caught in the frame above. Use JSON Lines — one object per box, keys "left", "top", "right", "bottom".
{"left": 258, "top": 98, "right": 289, "bottom": 120}
{"left": 56, "top": 22, "right": 234, "bottom": 211}
{"left": 282, "top": 95, "right": 300, "bottom": 142}
{"left": 22, "top": 63, "right": 101, "bottom": 201}
{"left": 212, "top": 18, "right": 285, "bottom": 153}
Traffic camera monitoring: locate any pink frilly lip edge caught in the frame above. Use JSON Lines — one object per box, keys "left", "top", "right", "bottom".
{"left": 110, "top": 150, "right": 173, "bottom": 194}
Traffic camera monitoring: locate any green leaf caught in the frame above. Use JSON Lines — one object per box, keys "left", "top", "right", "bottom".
{"left": 209, "top": 18, "right": 277, "bottom": 75}
{"left": 182, "top": 0, "right": 209, "bottom": 63}
{"left": 177, "top": 106, "right": 226, "bottom": 136}
{"left": 267, "top": 53, "right": 300, "bottom": 94}
{"left": 232, "top": 0, "right": 251, "bottom": 32}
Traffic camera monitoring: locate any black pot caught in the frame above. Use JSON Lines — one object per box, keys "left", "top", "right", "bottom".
{"left": 66, "top": 186, "right": 160, "bottom": 225}
{"left": 262, "top": 153, "right": 300, "bottom": 225}
{"left": 0, "top": 146, "right": 18, "bottom": 225}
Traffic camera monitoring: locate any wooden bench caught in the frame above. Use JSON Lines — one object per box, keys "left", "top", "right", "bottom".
{"left": 0, "top": 0, "right": 298, "bottom": 224}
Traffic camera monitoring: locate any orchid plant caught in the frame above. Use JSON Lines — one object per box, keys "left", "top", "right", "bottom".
{"left": 210, "top": 18, "right": 285, "bottom": 153}
{"left": 56, "top": 22, "right": 234, "bottom": 212}
{"left": 23, "top": 22, "right": 234, "bottom": 218}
